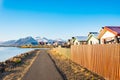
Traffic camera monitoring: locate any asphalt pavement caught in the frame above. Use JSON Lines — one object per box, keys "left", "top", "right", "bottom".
{"left": 22, "top": 50, "right": 63, "bottom": 80}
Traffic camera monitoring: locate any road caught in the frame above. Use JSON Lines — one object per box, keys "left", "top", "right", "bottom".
{"left": 22, "top": 50, "right": 63, "bottom": 80}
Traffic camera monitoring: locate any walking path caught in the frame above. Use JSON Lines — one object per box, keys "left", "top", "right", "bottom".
{"left": 22, "top": 50, "right": 63, "bottom": 80}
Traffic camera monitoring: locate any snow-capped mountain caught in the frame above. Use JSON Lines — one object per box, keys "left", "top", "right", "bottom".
{"left": 35, "top": 37, "right": 65, "bottom": 44}
{"left": 13, "top": 36, "right": 38, "bottom": 46}
{"left": 0, "top": 36, "right": 38, "bottom": 46}
{"left": 35, "top": 37, "right": 49, "bottom": 42}
{"left": 54, "top": 38, "right": 66, "bottom": 42}
{"left": 0, "top": 40, "right": 16, "bottom": 46}
{"left": 35, "top": 37, "right": 55, "bottom": 44}
{"left": 0, "top": 36, "right": 65, "bottom": 46}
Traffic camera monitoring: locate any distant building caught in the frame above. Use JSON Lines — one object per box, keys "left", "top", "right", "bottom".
{"left": 69, "top": 36, "right": 87, "bottom": 45}
{"left": 87, "top": 32, "right": 99, "bottom": 45}
{"left": 98, "top": 26, "right": 120, "bottom": 44}
{"left": 67, "top": 37, "right": 75, "bottom": 45}
{"left": 75, "top": 36, "right": 88, "bottom": 45}
{"left": 72, "top": 37, "right": 77, "bottom": 45}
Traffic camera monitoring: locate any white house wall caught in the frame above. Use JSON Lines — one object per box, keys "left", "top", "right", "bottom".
{"left": 101, "top": 31, "right": 115, "bottom": 44}
{"left": 88, "top": 36, "right": 99, "bottom": 44}
{"left": 74, "top": 40, "right": 80, "bottom": 45}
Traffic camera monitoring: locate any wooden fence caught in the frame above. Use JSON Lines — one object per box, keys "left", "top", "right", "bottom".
{"left": 71, "top": 44, "right": 120, "bottom": 80}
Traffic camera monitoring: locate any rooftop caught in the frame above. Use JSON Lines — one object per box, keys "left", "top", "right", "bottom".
{"left": 75, "top": 36, "right": 88, "bottom": 41}
{"left": 98, "top": 26, "right": 120, "bottom": 39}
{"left": 105, "top": 26, "right": 120, "bottom": 34}
{"left": 88, "top": 32, "right": 99, "bottom": 37}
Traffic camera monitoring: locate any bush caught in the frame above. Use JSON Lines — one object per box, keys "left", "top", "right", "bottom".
{"left": 12, "top": 58, "right": 22, "bottom": 63}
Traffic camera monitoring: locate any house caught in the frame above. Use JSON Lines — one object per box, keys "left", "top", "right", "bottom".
{"left": 67, "top": 37, "right": 76, "bottom": 45}
{"left": 98, "top": 26, "right": 120, "bottom": 44}
{"left": 73, "top": 36, "right": 88, "bottom": 45}
{"left": 87, "top": 32, "right": 99, "bottom": 45}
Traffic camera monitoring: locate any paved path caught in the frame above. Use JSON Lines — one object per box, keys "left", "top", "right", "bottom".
{"left": 22, "top": 50, "right": 63, "bottom": 80}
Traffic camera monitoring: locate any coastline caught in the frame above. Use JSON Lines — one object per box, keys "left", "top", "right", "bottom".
{"left": 0, "top": 48, "right": 105, "bottom": 80}
{"left": 0, "top": 49, "right": 40, "bottom": 80}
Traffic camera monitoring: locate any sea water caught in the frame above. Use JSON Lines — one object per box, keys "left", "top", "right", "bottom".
{"left": 0, "top": 47, "right": 35, "bottom": 62}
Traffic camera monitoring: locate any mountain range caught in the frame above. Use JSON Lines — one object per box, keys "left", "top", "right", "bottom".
{"left": 0, "top": 36, "right": 65, "bottom": 46}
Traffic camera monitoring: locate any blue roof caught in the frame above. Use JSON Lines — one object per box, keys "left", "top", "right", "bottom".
{"left": 93, "top": 34, "right": 99, "bottom": 38}
{"left": 87, "top": 32, "right": 99, "bottom": 41}
{"left": 74, "top": 36, "right": 88, "bottom": 41}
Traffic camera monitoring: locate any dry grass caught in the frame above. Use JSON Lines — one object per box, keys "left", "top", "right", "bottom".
{"left": 52, "top": 48, "right": 71, "bottom": 58}
{"left": 49, "top": 49, "right": 105, "bottom": 80}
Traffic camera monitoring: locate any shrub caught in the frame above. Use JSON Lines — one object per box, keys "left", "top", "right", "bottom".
{"left": 12, "top": 58, "right": 22, "bottom": 63}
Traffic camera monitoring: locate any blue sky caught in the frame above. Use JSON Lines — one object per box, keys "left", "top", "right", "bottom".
{"left": 0, "top": 0, "right": 120, "bottom": 41}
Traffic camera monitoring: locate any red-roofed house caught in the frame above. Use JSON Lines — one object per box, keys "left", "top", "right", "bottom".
{"left": 98, "top": 26, "right": 120, "bottom": 44}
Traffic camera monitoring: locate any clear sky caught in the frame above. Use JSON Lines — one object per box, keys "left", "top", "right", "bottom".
{"left": 0, "top": 0, "right": 120, "bottom": 41}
